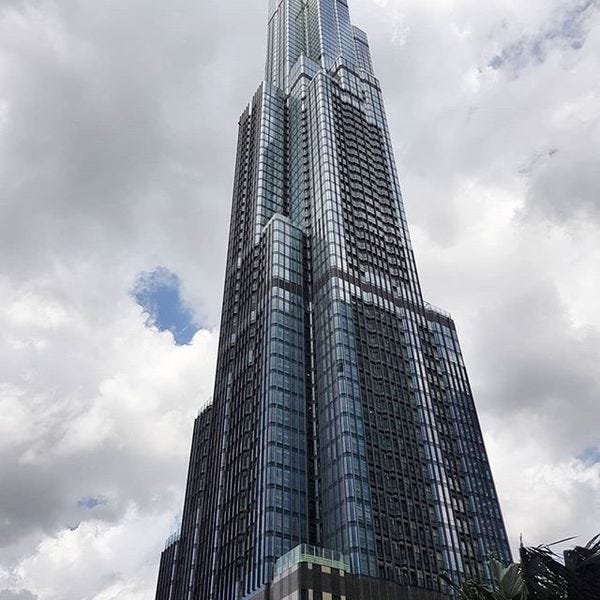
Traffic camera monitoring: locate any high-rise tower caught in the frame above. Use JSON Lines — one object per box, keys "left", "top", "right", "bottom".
{"left": 155, "top": 2, "right": 511, "bottom": 599}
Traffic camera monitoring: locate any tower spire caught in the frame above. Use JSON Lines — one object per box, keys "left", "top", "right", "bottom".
{"left": 266, "top": 0, "right": 360, "bottom": 90}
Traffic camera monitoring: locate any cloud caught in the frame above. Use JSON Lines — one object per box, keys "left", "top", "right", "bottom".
{"left": 0, "top": 591, "right": 38, "bottom": 600}
{"left": 474, "top": 281, "right": 600, "bottom": 437}
{"left": 0, "top": 0, "right": 266, "bottom": 325}
{"left": 486, "top": 439, "right": 600, "bottom": 551}
{"left": 11, "top": 509, "right": 171, "bottom": 600}
{"left": 0, "top": 0, "right": 599, "bottom": 598}
{"left": 489, "top": 0, "right": 598, "bottom": 72}
{"left": 0, "top": 270, "right": 218, "bottom": 593}
{"left": 467, "top": 281, "right": 600, "bottom": 548}
{"left": 525, "top": 153, "right": 600, "bottom": 225}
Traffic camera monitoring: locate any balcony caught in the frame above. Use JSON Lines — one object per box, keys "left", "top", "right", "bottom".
{"left": 273, "top": 544, "right": 351, "bottom": 576}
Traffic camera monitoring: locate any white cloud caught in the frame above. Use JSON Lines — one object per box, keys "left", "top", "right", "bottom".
{"left": 0, "top": 269, "right": 217, "bottom": 596}
{"left": 14, "top": 507, "right": 171, "bottom": 600}
{"left": 487, "top": 435, "right": 600, "bottom": 552}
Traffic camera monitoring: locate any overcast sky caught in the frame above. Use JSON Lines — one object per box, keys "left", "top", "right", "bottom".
{"left": 1, "top": 0, "right": 599, "bottom": 598}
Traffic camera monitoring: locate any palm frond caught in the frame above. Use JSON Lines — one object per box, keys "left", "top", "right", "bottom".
{"left": 519, "top": 544, "right": 568, "bottom": 600}
{"left": 584, "top": 533, "right": 600, "bottom": 552}
{"left": 547, "top": 536, "right": 579, "bottom": 548}
{"left": 489, "top": 560, "right": 527, "bottom": 599}
{"left": 520, "top": 534, "right": 600, "bottom": 600}
{"left": 442, "top": 534, "right": 600, "bottom": 600}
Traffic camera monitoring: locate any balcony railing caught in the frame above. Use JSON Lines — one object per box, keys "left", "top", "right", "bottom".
{"left": 273, "top": 544, "right": 351, "bottom": 576}
{"left": 424, "top": 301, "right": 452, "bottom": 320}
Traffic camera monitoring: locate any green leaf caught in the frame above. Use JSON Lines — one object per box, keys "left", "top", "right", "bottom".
{"left": 490, "top": 559, "right": 527, "bottom": 599}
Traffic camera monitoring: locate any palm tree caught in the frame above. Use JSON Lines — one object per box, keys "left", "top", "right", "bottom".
{"left": 519, "top": 534, "right": 600, "bottom": 600}
{"left": 442, "top": 534, "right": 600, "bottom": 600}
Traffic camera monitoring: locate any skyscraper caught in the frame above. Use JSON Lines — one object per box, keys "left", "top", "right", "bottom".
{"left": 155, "top": 1, "right": 511, "bottom": 599}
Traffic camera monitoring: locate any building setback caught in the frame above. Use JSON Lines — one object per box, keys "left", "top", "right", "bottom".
{"left": 155, "top": 1, "right": 511, "bottom": 598}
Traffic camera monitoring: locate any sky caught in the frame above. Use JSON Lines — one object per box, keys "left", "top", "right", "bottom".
{"left": 0, "top": 0, "right": 599, "bottom": 598}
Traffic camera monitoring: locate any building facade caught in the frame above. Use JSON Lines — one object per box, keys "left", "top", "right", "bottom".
{"left": 156, "top": 1, "right": 511, "bottom": 599}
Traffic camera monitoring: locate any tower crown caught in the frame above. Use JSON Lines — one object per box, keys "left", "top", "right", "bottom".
{"left": 266, "top": 0, "right": 363, "bottom": 90}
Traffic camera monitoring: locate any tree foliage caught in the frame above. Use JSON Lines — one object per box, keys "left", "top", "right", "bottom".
{"left": 442, "top": 534, "right": 600, "bottom": 600}
{"left": 520, "top": 534, "right": 600, "bottom": 600}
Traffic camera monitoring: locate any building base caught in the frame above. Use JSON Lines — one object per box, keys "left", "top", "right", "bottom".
{"left": 244, "top": 546, "right": 446, "bottom": 600}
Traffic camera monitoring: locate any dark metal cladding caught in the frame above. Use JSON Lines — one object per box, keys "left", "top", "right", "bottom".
{"left": 155, "top": 2, "right": 512, "bottom": 599}
{"left": 156, "top": 537, "right": 179, "bottom": 600}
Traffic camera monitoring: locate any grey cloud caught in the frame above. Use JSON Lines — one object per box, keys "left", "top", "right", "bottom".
{"left": 517, "top": 148, "right": 559, "bottom": 176}
{"left": 0, "top": 0, "right": 266, "bottom": 324}
{"left": 490, "top": 0, "right": 598, "bottom": 73}
{"left": 525, "top": 154, "right": 600, "bottom": 225}
{"left": 0, "top": 591, "right": 37, "bottom": 600}
{"left": 0, "top": 301, "right": 219, "bottom": 593}
{"left": 351, "top": 0, "right": 600, "bottom": 246}
{"left": 0, "top": 1, "right": 29, "bottom": 15}
{"left": 471, "top": 280, "right": 600, "bottom": 455}
{"left": 0, "top": 443, "right": 169, "bottom": 548}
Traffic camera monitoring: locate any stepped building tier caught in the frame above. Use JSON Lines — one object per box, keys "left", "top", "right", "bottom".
{"left": 155, "top": 1, "right": 511, "bottom": 599}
